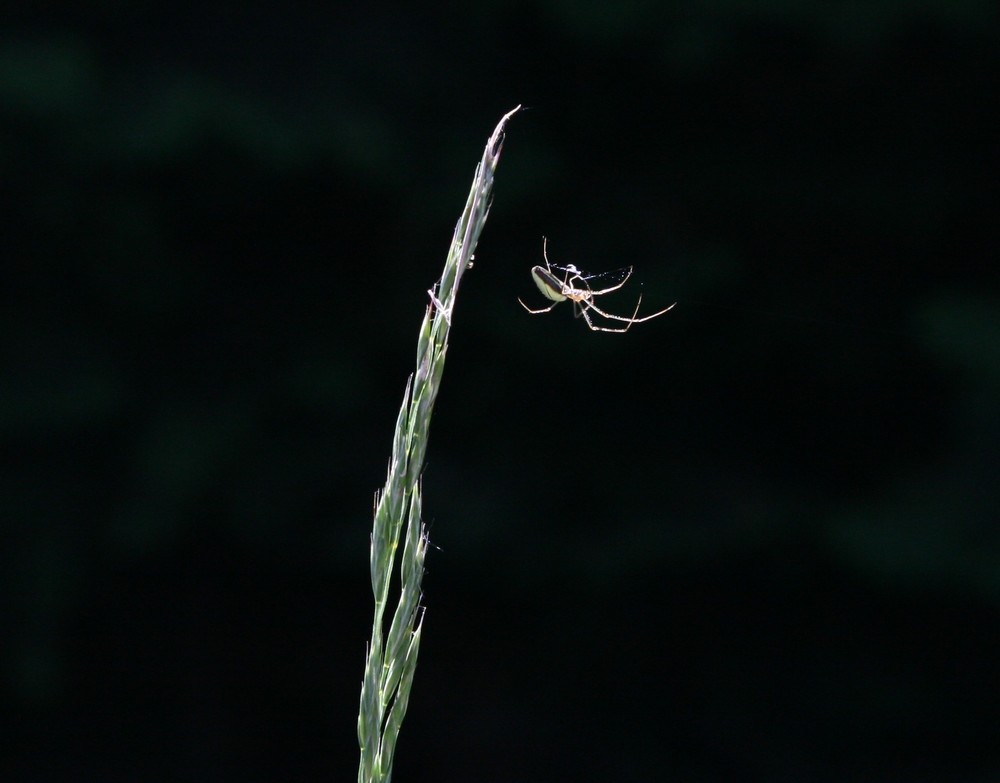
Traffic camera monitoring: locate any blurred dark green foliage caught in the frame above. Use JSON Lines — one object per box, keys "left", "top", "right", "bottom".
{"left": 1, "top": 3, "right": 998, "bottom": 781}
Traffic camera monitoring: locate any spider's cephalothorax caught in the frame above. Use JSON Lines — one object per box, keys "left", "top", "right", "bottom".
{"left": 518, "top": 237, "right": 675, "bottom": 333}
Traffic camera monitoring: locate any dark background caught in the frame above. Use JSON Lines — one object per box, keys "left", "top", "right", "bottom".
{"left": 3, "top": 3, "right": 999, "bottom": 781}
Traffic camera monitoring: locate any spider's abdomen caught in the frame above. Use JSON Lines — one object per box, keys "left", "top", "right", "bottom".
{"left": 530, "top": 265, "right": 568, "bottom": 303}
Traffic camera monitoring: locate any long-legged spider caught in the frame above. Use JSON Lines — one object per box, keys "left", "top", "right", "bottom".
{"left": 517, "top": 237, "right": 675, "bottom": 333}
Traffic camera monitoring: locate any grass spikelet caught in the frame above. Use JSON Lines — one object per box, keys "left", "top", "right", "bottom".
{"left": 357, "top": 105, "right": 520, "bottom": 783}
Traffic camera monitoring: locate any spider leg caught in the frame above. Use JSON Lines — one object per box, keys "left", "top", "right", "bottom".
{"left": 586, "top": 296, "right": 676, "bottom": 324}
{"left": 579, "top": 301, "right": 632, "bottom": 333}
{"left": 582, "top": 295, "right": 642, "bottom": 325}
{"left": 541, "top": 236, "right": 559, "bottom": 277}
{"left": 518, "top": 297, "right": 559, "bottom": 315}
{"left": 624, "top": 299, "right": 676, "bottom": 323}
{"left": 586, "top": 266, "right": 634, "bottom": 297}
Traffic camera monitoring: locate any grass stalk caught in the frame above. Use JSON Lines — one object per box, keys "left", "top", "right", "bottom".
{"left": 357, "top": 105, "right": 520, "bottom": 783}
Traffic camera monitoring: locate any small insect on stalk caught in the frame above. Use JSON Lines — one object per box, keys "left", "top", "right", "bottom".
{"left": 518, "top": 237, "right": 675, "bottom": 333}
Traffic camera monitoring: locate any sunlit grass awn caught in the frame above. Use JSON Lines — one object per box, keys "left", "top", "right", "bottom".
{"left": 518, "top": 237, "right": 675, "bottom": 333}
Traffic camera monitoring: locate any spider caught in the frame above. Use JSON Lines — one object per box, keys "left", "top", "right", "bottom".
{"left": 517, "top": 237, "right": 675, "bottom": 333}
